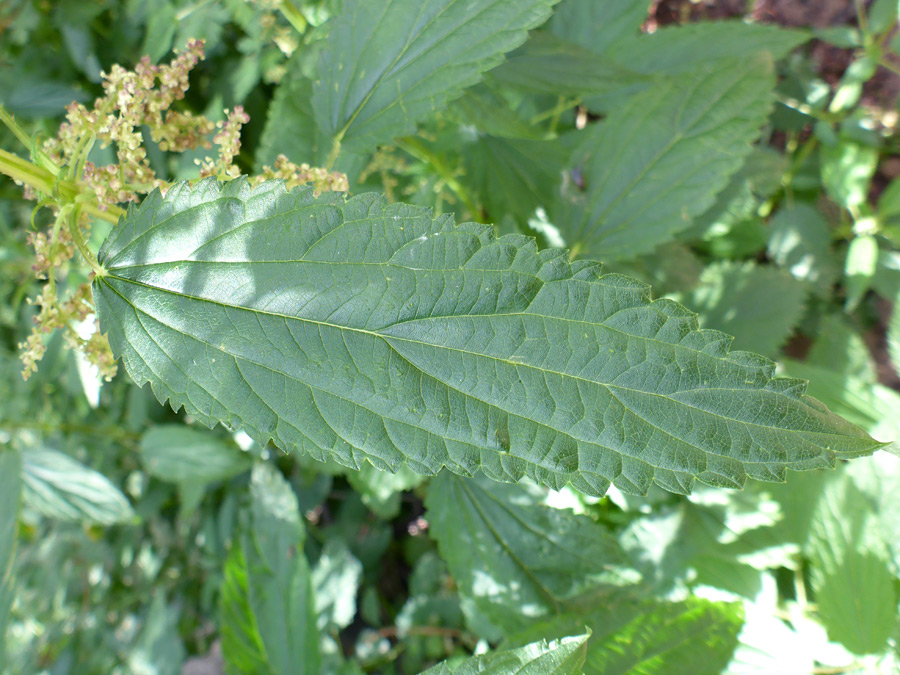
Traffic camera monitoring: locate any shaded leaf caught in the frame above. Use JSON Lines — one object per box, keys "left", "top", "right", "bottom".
{"left": 462, "top": 134, "right": 569, "bottom": 227}
{"left": 94, "top": 179, "right": 880, "bottom": 499}
{"left": 22, "top": 447, "right": 135, "bottom": 525}
{"left": 676, "top": 261, "right": 808, "bottom": 358}
{"left": 767, "top": 203, "right": 838, "bottom": 287}
{"left": 807, "top": 471, "right": 898, "bottom": 655}
{"left": 140, "top": 424, "right": 252, "bottom": 486}
{"left": 219, "top": 463, "right": 320, "bottom": 674}
{"left": 612, "top": 20, "right": 808, "bottom": 75}
{"left": 421, "top": 633, "right": 589, "bottom": 675}
{"left": 556, "top": 57, "right": 775, "bottom": 261}
{"left": 311, "top": 0, "right": 561, "bottom": 153}
{"left": 548, "top": 0, "right": 650, "bottom": 53}
{"left": 426, "top": 473, "right": 635, "bottom": 632}
{"left": 489, "top": 32, "right": 652, "bottom": 101}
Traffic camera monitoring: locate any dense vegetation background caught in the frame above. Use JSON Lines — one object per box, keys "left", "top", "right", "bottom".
{"left": 1, "top": 0, "right": 900, "bottom": 673}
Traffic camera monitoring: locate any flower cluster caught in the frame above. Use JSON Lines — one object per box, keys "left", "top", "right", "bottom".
{"left": 13, "top": 38, "right": 348, "bottom": 382}
{"left": 254, "top": 154, "right": 349, "bottom": 194}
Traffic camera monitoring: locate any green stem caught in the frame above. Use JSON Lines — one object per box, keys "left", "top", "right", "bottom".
{"left": 279, "top": 0, "right": 309, "bottom": 34}
{"left": 396, "top": 136, "right": 479, "bottom": 217}
{"left": 67, "top": 206, "right": 105, "bottom": 276}
{"left": 878, "top": 57, "right": 900, "bottom": 77}
{"left": 0, "top": 103, "right": 60, "bottom": 175}
{"left": 0, "top": 104, "right": 34, "bottom": 152}
{"left": 325, "top": 135, "right": 343, "bottom": 172}
{"left": 0, "top": 148, "right": 124, "bottom": 224}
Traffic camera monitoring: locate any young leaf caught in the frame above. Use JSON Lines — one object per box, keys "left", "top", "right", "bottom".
{"left": 426, "top": 473, "right": 635, "bottom": 632}
{"left": 140, "top": 424, "right": 251, "bottom": 486}
{"left": 420, "top": 633, "right": 589, "bottom": 675}
{"left": 219, "top": 463, "right": 320, "bottom": 674}
{"left": 22, "top": 447, "right": 135, "bottom": 525}
{"left": 556, "top": 57, "right": 775, "bottom": 261}
{"left": 0, "top": 451, "right": 22, "bottom": 674}
{"left": 311, "top": 0, "right": 561, "bottom": 154}
{"left": 94, "top": 180, "right": 881, "bottom": 498}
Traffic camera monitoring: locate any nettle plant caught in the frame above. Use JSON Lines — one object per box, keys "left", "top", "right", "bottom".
{"left": 2, "top": 0, "right": 900, "bottom": 673}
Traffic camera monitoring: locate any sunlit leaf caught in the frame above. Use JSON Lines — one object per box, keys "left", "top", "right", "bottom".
{"left": 421, "top": 633, "right": 589, "bottom": 675}
{"left": 94, "top": 179, "right": 880, "bottom": 498}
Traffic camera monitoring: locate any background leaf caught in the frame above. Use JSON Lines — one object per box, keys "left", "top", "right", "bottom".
{"left": 806, "top": 469, "right": 899, "bottom": 655}
{"left": 548, "top": 0, "right": 650, "bottom": 53}
{"left": 426, "top": 473, "right": 635, "bottom": 632}
{"left": 139, "top": 424, "right": 251, "bottom": 486}
{"left": 311, "top": 0, "right": 561, "bottom": 153}
{"left": 509, "top": 592, "right": 743, "bottom": 675}
{"left": 676, "top": 261, "right": 808, "bottom": 358}
{"left": 94, "top": 179, "right": 880, "bottom": 499}
{"left": 22, "top": 447, "right": 135, "bottom": 525}
{"left": 219, "top": 463, "right": 320, "bottom": 674}
{"left": 556, "top": 56, "right": 775, "bottom": 260}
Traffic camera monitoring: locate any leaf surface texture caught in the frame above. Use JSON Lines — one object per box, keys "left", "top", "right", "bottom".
{"left": 94, "top": 180, "right": 879, "bottom": 497}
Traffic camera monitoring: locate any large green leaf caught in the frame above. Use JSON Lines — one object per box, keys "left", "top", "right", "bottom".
{"left": 0, "top": 451, "right": 22, "bottom": 674}
{"left": 94, "top": 179, "right": 880, "bottom": 498}
{"left": 426, "top": 472, "right": 635, "bottom": 632}
{"left": 311, "top": 0, "right": 561, "bottom": 154}
{"left": 219, "top": 463, "right": 319, "bottom": 674}
{"left": 421, "top": 633, "right": 589, "bottom": 675}
{"left": 22, "top": 447, "right": 135, "bottom": 525}
{"left": 556, "top": 57, "right": 775, "bottom": 261}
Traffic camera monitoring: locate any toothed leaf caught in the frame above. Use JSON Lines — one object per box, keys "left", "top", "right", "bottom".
{"left": 94, "top": 179, "right": 880, "bottom": 497}
{"left": 312, "top": 0, "right": 561, "bottom": 154}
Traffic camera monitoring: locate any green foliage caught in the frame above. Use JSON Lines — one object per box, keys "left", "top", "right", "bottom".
{"left": 2, "top": 0, "right": 900, "bottom": 672}
{"left": 555, "top": 57, "right": 775, "bottom": 260}
{"left": 311, "top": 0, "right": 562, "bottom": 154}
{"left": 220, "top": 463, "right": 320, "bottom": 674}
